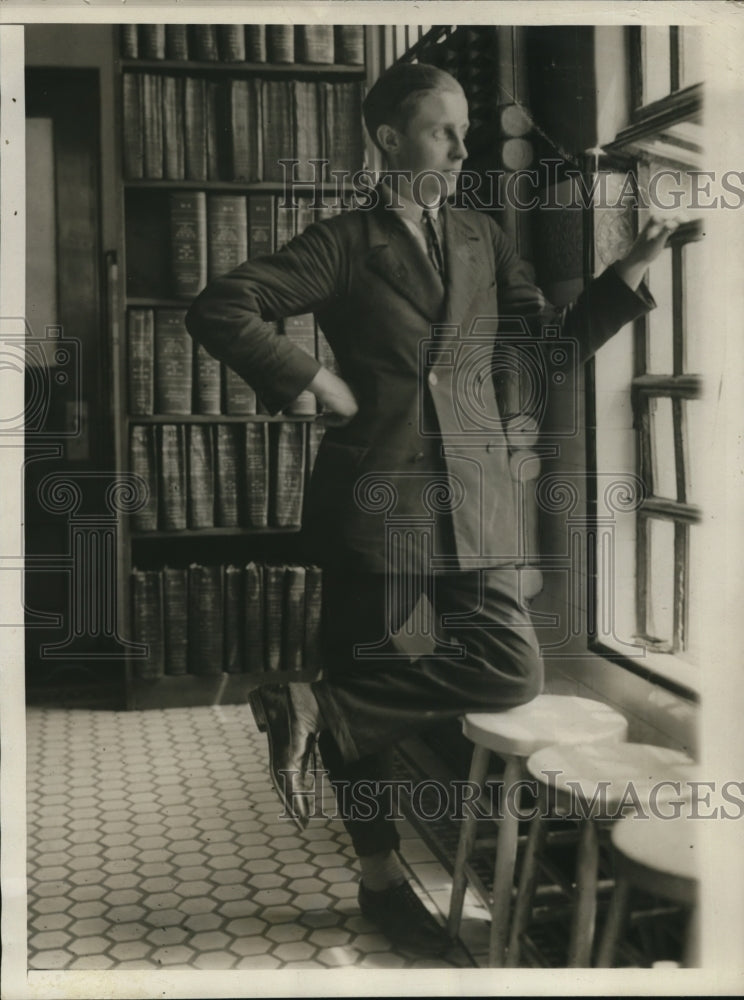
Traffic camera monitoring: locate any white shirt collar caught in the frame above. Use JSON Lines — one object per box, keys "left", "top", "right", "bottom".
{"left": 381, "top": 180, "right": 441, "bottom": 225}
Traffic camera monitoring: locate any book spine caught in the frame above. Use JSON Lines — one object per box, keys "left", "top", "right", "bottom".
{"left": 120, "top": 24, "right": 138, "bottom": 59}
{"left": 122, "top": 73, "right": 144, "bottom": 179}
{"left": 139, "top": 24, "right": 166, "bottom": 60}
{"left": 334, "top": 25, "right": 365, "bottom": 65}
{"left": 295, "top": 198, "right": 316, "bottom": 236}
{"left": 154, "top": 308, "right": 193, "bottom": 414}
{"left": 296, "top": 25, "right": 334, "bottom": 64}
{"left": 282, "top": 315, "right": 317, "bottom": 415}
{"left": 187, "top": 563, "right": 224, "bottom": 674}
{"left": 142, "top": 73, "right": 163, "bottom": 179}
{"left": 325, "top": 81, "right": 364, "bottom": 176}
{"left": 223, "top": 564, "right": 244, "bottom": 673}
{"left": 194, "top": 343, "right": 222, "bottom": 415}
{"left": 215, "top": 424, "right": 240, "bottom": 527}
{"left": 158, "top": 424, "right": 187, "bottom": 531}
{"left": 191, "top": 25, "right": 219, "bottom": 61}
{"left": 271, "top": 422, "right": 306, "bottom": 528}
{"left": 207, "top": 194, "right": 248, "bottom": 280}
{"left": 306, "top": 420, "right": 325, "bottom": 481}
{"left": 228, "top": 79, "right": 261, "bottom": 182}
{"left": 129, "top": 425, "right": 159, "bottom": 531}
{"left": 262, "top": 79, "right": 293, "bottom": 183}
{"left": 282, "top": 565, "right": 306, "bottom": 671}
{"left": 303, "top": 565, "right": 323, "bottom": 673}
{"left": 162, "top": 566, "right": 189, "bottom": 675}
{"left": 169, "top": 191, "right": 207, "bottom": 299}
{"left": 206, "top": 80, "right": 223, "bottom": 182}
{"left": 275, "top": 201, "right": 296, "bottom": 251}
{"left": 243, "top": 422, "right": 269, "bottom": 528}
{"left": 263, "top": 565, "right": 285, "bottom": 671}
{"left": 127, "top": 308, "right": 154, "bottom": 415}
{"left": 292, "top": 81, "right": 323, "bottom": 184}
{"left": 187, "top": 424, "right": 215, "bottom": 529}
{"left": 165, "top": 24, "right": 189, "bottom": 60}
{"left": 184, "top": 76, "right": 208, "bottom": 181}
{"left": 162, "top": 76, "right": 185, "bottom": 181}
{"left": 245, "top": 25, "right": 267, "bottom": 62}
{"left": 243, "top": 561, "right": 265, "bottom": 673}
{"left": 248, "top": 194, "right": 275, "bottom": 256}
{"left": 224, "top": 367, "right": 257, "bottom": 416}
{"left": 266, "top": 25, "right": 295, "bottom": 63}
{"left": 218, "top": 25, "right": 246, "bottom": 62}
{"left": 131, "top": 569, "right": 165, "bottom": 678}
{"left": 315, "top": 202, "right": 342, "bottom": 222}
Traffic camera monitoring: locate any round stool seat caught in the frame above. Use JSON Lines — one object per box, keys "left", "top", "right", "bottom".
{"left": 527, "top": 742, "right": 695, "bottom": 817}
{"left": 462, "top": 695, "right": 628, "bottom": 757}
{"left": 611, "top": 814, "right": 699, "bottom": 904}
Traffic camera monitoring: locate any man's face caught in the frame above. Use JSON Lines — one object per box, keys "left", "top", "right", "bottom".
{"left": 392, "top": 87, "right": 470, "bottom": 203}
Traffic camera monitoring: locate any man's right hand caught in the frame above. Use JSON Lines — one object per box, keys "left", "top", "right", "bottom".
{"left": 308, "top": 366, "right": 359, "bottom": 426}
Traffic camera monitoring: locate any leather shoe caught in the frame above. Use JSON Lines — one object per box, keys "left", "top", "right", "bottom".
{"left": 358, "top": 880, "right": 452, "bottom": 956}
{"left": 249, "top": 685, "right": 317, "bottom": 831}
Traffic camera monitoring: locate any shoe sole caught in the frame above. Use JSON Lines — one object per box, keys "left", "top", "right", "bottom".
{"left": 249, "top": 687, "right": 308, "bottom": 833}
{"left": 358, "top": 900, "right": 452, "bottom": 956}
{"left": 248, "top": 688, "right": 268, "bottom": 733}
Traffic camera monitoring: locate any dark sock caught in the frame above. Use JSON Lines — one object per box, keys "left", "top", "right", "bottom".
{"left": 359, "top": 849, "right": 407, "bottom": 892}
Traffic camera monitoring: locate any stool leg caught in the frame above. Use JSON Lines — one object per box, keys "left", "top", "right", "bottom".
{"left": 567, "top": 818, "right": 599, "bottom": 967}
{"left": 488, "top": 755, "right": 523, "bottom": 966}
{"left": 683, "top": 904, "right": 700, "bottom": 967}
{"left": 595, "top": 873, "right": 630, "bottom": 967}
{"left": 448, "top": 744, "right": 490, "bottom": 938}
{"left": 506, "top": 804, "right": 546, "bottom": 966}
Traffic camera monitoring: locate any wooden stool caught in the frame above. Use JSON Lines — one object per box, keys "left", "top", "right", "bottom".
{"left": 596, "top": 814, "right": 699, "bottom": 967}
{"left": 447, "top": 695, "right": 629, "bottom": 966}
{"left": 509, "top": 742, "right": 695, "bottom": 967}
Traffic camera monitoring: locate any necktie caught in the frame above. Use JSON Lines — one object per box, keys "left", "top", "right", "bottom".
{"left": 421, "top": 209, "right": 445, "bottom": 280}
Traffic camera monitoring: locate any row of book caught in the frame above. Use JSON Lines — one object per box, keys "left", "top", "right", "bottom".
{"left": 166, "top": 192, "right": 343, "bottom": 299}
{"left": 131, "top": 561, "right": 323, "bottom": 679}
{"left": 128, "top": 306, "right": 337, "bottom": 417}
{"left": 122, "top": 24, "right": 365, "bottom": 66}
{"left": 123, "top": 73, "right": 365, "bottom": 182}
{"left": 130, "top": 420, "right": 323, "bottom": 533}
{"left": 419, "top": 27, "right": 523, "bottom": 138}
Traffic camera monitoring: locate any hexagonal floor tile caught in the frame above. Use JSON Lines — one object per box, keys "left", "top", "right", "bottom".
{"left": 307, "top": 927, "right": 352, "bottom": 949}
{"left": 149, "top": 945, "right": 197, "bottom": 966}
{"left": 109, "top": 941, "right": 152, "bottom": 962}
{"left": 287, "top": 877, "right": 327, "bottom": 895}
{"left": 271, "top": 941, "right": 316, "bottom": 963}
{"left": 317, "top": 946, "right": 362, "bottom": 967}
{"left": 265, "top": 923, "right": 307, "bottom": 945}
{"left": 234, "top": 954, "right": 282, "bottom": 969}
{"left": 192, "top": 951, "right": 237, "bottom": 970}
{"left": 67, "top": 935, "right": 111, "bottom": 957}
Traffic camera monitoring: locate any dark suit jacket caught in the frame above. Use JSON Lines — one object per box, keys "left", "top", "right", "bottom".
{"left": 185, "top": 195, "right": 654, "bottom": 573}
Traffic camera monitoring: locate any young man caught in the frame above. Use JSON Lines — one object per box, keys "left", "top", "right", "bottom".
{"left": 185, "top": 62, "right": 676, "bottom": 955}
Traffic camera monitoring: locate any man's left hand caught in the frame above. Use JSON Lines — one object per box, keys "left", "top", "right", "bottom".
{"left": 614, "top": 214, "right": 686, "bottom": 291}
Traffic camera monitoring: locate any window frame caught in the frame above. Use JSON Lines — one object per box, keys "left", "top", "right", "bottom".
{"left": 585, "top": 28, "right": 704, "bottom": 701}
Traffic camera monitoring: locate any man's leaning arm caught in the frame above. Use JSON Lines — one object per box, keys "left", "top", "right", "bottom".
{"left": 184, "top": 220, "right": 346, "bottom": 415}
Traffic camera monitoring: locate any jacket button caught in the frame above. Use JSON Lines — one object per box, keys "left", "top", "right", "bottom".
{"left": 411, "top": 451, "right": 425, "bottom": 463}
{"left": 428, "top": 371, "right": 438, "bottom": 387}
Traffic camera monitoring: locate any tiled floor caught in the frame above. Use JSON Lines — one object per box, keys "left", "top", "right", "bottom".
{"left": 26, "top": 703, "right": 493, "bottom": 971}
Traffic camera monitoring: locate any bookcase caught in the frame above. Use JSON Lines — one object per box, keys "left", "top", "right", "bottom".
{"left": 113, "top": 23, "right": 367, "bottom": 708}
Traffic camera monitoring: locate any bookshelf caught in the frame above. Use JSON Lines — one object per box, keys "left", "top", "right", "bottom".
{"left": 113, "top": 23, "right": 367, "bottom": 708}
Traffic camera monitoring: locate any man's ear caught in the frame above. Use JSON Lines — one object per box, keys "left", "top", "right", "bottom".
{"left": 376, "top": 123, "right": 400, "bottom": 157}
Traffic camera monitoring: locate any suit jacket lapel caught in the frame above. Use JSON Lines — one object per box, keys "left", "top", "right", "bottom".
{"left": 440, "top": 201, "right": 488, "bottom": 326}
{"left": 365, "top": 200, "right": 445, "bottom": 324}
